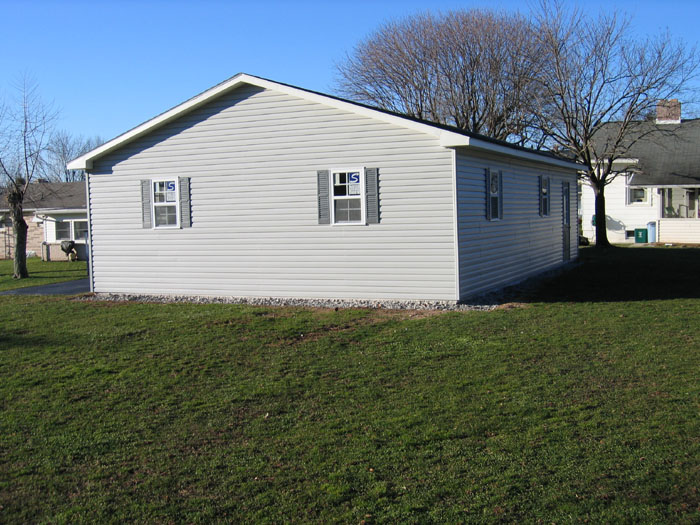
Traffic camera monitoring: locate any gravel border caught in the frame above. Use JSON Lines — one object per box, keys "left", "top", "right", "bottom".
{"left": 78, "top": 261, "right": 580, "bottom": 312}
{"left": 84, "top": 293, "right": 498, "bottom": 311}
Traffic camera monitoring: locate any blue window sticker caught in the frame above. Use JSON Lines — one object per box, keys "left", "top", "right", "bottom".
{"left": 166, "top": 181, "right": 176, "bottom": 192}
{"left": 348, "top": 172, "right": 360, "bottom": 184}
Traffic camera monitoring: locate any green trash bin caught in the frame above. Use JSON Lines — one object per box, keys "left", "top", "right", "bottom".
{"left": 634, "top": 228, "right": 648, "bottom": 243}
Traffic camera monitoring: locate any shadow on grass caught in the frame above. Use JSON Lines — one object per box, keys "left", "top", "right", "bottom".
{"left": 517, "top": 246, "right": 700, "bottom": 303}
{"left": 0, "top": 331, "right": 55, "bottom": 350}
{"left": 26, "top": 271, "right": 87, "bottom": 279}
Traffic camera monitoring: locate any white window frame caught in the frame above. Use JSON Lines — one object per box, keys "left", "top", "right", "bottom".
{"left": 152, "top": 178, "right": 180, "bottom": 229}
{"left": 329, "top": 167, "right": 366, "bottom": 226}
{"left": 55, "top": 219, "right": 88, "bottom": 243}
{"left": 626, "top": 177, "right": 650, "bottom": 206}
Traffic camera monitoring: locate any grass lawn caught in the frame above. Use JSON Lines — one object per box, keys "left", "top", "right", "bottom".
{"left": 0, "top": 258, "right": 87, "bottom": 292}
{"left": 0, "top": 247, "right": 698, "bottom": 523}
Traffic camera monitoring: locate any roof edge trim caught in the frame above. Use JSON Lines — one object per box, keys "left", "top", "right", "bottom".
{"left": 467, "top": 137, "right": 582, "bottom": 170}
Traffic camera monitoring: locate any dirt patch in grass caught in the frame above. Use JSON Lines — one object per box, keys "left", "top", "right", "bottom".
{"left": 494, "top": 302, "right": 530, "bottom": 310}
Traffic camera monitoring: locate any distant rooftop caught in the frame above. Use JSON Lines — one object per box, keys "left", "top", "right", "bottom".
{"left": 594, "top": 116, "right": 700, "bottom": 187}
{"left": 0, "top": 181, "right": 86, "bottom": 212}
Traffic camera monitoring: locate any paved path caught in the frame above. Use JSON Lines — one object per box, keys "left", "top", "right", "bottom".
{"left": 0, "top": 278, "right": 90, "bottom": 295}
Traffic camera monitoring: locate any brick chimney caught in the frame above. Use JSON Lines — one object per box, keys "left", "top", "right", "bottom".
{"left": 656, "top": 99, "right": 681, "bottom": 124}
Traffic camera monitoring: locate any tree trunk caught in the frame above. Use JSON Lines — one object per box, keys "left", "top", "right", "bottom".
{"left": 9, "top": 199, "right": 29, "bottom": 279}
{"left": 593, "top": 184, "right": 611, "bottom": 248}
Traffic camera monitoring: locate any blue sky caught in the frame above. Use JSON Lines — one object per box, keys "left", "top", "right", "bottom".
{"left": 2, "top": 0, "right": 700, "bottom": 142}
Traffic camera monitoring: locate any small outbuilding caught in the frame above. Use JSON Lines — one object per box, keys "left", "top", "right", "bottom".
{"left": 68, "top": 73, "right": 580, "bottom": 302}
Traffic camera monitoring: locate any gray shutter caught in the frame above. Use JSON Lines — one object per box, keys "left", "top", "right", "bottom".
{"left": 498, "top": 170, "right": 504, "bottom": 220}
{"left": 365, "top": 167, "right": 379, "bottom": 224}
{"left": 179, "top": 177, "right": 191, "bottom": 228}
{"left": 141, "top": 180, "right": 152, "bottom": 229}
{"left": 317, "top": 170, "right": 330, "bottom": 224}
{"left": 538, "top": 175, "right": 543, "bottom": 216}
{"left": 485, "top": 168, "right": 491, "bottom": 220}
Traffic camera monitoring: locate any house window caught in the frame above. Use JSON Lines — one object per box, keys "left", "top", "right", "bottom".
{"left": 73, "top": 221, "right": 88, "bottom": 241}
{"left": 55, "top": 219, "right": 88, "bottom": 242}
{"left": 331, "top": 169, "right": 364, "bottom": 224}
{"left": 627, "top": 187, "right": 648, "bottom": 205}
{"left": 487, "top": 169, "right": 502, "bottom": 220}
{"left": 539, "top": 176, "right": 550, "bottom": 216}
{"left": 153, "top": 180, "right": 179, "bottom": 228}
{"left": 625, "top": 230, "right": 635, "bottom": 239}
{"left": 56, "top": 222, "right": 72, "bottom": 241}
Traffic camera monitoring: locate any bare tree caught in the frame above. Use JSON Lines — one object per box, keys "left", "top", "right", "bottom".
{"left": 45, "top": 130, "right": 103, "bottom": 182}
{"left": 336, "top": 10, "right": 546, "bottom": 144}
{"left": 0, "top": 77, "right": 57, "bottom": 278}
{"left": 533, "top": 1, "right": 698, "bottom": 246}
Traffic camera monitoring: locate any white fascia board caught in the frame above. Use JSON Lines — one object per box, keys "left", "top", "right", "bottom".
{"left": 633, "top": 183, "right": 700, "bottom": 189}
{"left": 36, "top": 208, "right": 87, "bottom": 215}
{"left": 467, "top": 137, "right": 582, "bottom": 171}
{"left": 592, "top": 158, "right": 639, "bottom": 169}
{"left": 439, "top": 132, "right": 470, "bottom": 147}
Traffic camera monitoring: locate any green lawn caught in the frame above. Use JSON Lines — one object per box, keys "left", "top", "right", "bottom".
{"left": 0, "top": 247, "right": 698, "bottom": 523}
{"left": 0, "top": 258, "right": 87, "bottom": 291}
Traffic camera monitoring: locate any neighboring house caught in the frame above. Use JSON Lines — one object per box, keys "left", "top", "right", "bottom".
{"left": 68, "top": 73, "right": 580, "bottom": 302}
{"left": 581, "top": 100, "right": 700, "bottom": 244}
{"left": 0, "top": 182, "right": 88, "bottom": 260}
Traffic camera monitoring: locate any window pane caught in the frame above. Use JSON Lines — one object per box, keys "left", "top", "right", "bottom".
{"left": 155, "top": 205, "right": 178, "bottom": 226}
{"left": 154, "top": 182, "right": 165, "bottom": 203}
{"left": 56, "top": 222, "right": 71, "bottom": 240}
{"left": 154, "top": 181, "right": 176, "bottom": 203}
{"left": 333, "top": 183, "right": 347, "bottom": 196}
{"left": 333, "top": 171, "right": 362, "bottom": 197}
{"left": 490, "top": 173, "right": 499, "bottom": 195}
{"left": 73, "top": 221, "right": 88, "bottom": 240}
{"left": 334, "top": 198, "right": 361, "bottom": 223}
{"left": 491, "top": 196, "right": 500, "bottom": 219}
{"left": 630, "top": 188, "right": 646, "bottom": 203}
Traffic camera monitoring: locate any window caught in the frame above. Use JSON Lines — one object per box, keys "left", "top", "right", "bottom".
{"left": 317, "top": 168, "right": 378, "bottom": 225}
{"left": 73, "top": 221, "right": 88, "bottom": 240}
{"left": 486, "top": 169, "right": 502, "bottom": 221}
{"left": 331, "top": 169, "right": 364, "bottom": 224}
{"left": 141, "top": 177, "right": 191, "bottom": 230}
{"left": 539, "top": 176, "right": 550, "bottom": 216}
{"left": 55, "top": 219, "right": 87, "bottom": 242}
{"left": 56, "top": 222, "right": 71, "bottom": 240}
{"left": 152, "top": 180, "right": 179, "bottom": 228}
{"left": 627, "top": 187, "right": 648, "bottom": 205}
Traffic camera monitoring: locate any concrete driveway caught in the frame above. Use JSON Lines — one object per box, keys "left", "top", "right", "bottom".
{"left": 0, "top": 278, "right": 90, "bottom": 295}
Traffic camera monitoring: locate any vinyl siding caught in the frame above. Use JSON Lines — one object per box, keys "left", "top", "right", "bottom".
{"left": 89, "top": 84, "right": 457, "bottom": 300}
{"left": 658, "top": 218, "right": 700, "bottom": 243}
{"left": 456, "top": 149, "right": 578, "bottom": 299}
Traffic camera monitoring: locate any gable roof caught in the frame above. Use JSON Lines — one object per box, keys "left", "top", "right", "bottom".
{"left": 0, "top": 182, "right": 86, "bottom": 212}
{"left": 68, "top": 73, "right": 581, "bottom": 172}
{"left": 594, "top": 118, "right": 700, "bottom": 187}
